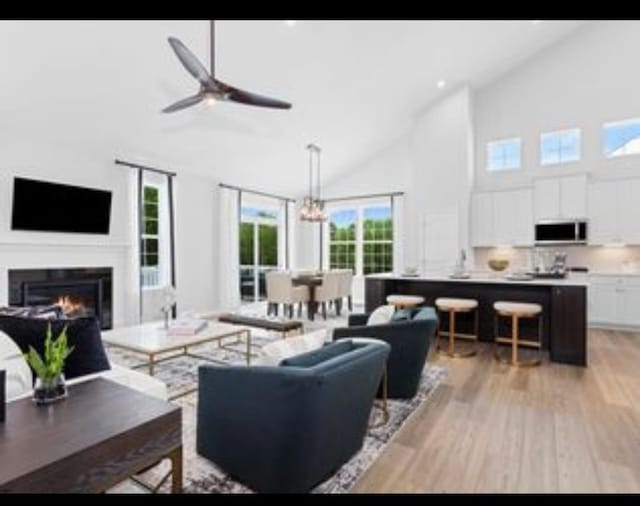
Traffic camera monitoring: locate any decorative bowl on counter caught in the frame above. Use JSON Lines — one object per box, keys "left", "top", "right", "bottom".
{"left": 488, "top": 258, "right": 509, "bottom": 272}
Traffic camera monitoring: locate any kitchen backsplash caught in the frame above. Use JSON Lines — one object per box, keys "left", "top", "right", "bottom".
{"left": 473, "top": 246, "right": 640, "bottom": 273}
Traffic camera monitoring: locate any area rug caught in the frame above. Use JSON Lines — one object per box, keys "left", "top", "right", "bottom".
{"left": 107, "top": 338, "right": 446, "bottom": 494}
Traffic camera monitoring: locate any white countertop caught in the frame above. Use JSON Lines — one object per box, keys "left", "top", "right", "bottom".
{"left": 588, "top": 271, "right": 640, "bottom": 277}
{"left": 367, "top": 272, "right": 589, "bottom": 287}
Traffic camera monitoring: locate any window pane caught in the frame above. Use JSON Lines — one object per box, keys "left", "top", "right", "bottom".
{"left": 364, "top": 206, "right": 392, "bottom": 242}
{"left": 329, "top": 209, "right": 357, "bottom": 241}
{"left": 141, "top": 253, "right": 158, "bottom": 267}
{"left": 487, "top": 138, "right": 521, "bottom": 172}
{"left": 540, "top": 129, "right": 580, "bottom": 165}
{"left": 144, "top": 219, "right": 158, "bottom": 235}
{"left": 144, "top": 203, "right": 158, "bottom": 219}
{"left": 239, "top": 222, "right": 254, "bottom": 266}
{"left": 144, "top": 186, "right": 158, "bottom": 203}
{"left": 603, "top": 119, "right": 640, "bottom": 158}
{"left": 241, "top": 206, "right": 277, "bottom": 220}
{"left": 258, "top": 224, "right": 278, "bottom": 267}
{"left": 329, "top": 240, "right": 356, "bottom": 271}
{"left": 141, "top": 238, "right": 158, "bottom": 254}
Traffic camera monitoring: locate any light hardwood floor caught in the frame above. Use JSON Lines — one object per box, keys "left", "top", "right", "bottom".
{"left": 352, "top": 328, "right": 640, "bottom": 493}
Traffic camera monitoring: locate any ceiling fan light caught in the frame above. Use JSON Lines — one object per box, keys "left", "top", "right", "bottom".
{"left": 204, "top": 94, "right": 217, "bottom": 107}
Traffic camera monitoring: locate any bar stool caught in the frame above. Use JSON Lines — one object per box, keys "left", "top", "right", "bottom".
{"left": 386, "top": 294, "right": 425, "bottom": 309}
{"left": 435, "top": 297, "right": 479, "bottom": 358}
{"left": 493, "top": 301, "right": 543, "bottom": 367}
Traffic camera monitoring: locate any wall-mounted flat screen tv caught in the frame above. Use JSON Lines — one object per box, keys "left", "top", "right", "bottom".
{"left": 11, "top": 177, "right": 112, "bottom": 234}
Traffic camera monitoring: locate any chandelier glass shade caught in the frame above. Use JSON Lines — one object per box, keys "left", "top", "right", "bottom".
{"left": 299, "top": 143, "right": 327, "bottom": 222}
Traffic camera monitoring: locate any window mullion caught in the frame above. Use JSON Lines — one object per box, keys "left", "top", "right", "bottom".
{"left": 356, "top": 206, "right": 364, "bottom": 276}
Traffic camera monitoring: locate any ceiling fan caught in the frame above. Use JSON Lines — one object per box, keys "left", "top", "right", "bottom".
{"left": 162, "top": 20, "right": 292, "bottom": 113}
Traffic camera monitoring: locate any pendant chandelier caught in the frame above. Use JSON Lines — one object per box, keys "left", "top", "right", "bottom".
{"left": 299, "top": 143, "right": 327, "bottom": 222}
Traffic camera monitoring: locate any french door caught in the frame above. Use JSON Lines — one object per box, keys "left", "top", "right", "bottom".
{"left": 239, "top": 207, "right": 278, "bottom": 302}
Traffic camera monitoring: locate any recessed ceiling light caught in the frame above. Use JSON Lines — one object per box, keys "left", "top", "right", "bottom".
{"left": 285, "top": 20, "right": 297, "bottom": 27}
{"left": 437, "top": 80, "right": 447, "bottom": 89}
{"left": 531, "top": 20, "right": 542, "bottom": 25}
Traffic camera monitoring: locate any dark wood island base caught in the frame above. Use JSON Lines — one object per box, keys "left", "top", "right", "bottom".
{"left": 366, "top": 276, "right": 587, "bottom": 366}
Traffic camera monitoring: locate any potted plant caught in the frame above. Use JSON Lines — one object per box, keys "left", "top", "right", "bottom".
{"left": 24, "top": 324, "right": 74, "bottom": 405}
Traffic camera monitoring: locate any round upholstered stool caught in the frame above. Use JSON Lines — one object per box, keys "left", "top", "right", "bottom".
{"left": 493, "top": 301, "right": 543, "bottom": 367}
{"left": 435, "top": 297, "right": 479, "bottom": 358}
{"left": 386, "top": 294, "right": 425, "bottom": 309}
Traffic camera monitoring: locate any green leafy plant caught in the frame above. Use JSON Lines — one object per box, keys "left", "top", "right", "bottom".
{"left": 24, "top": 324, "right": 74, "bottom": 388}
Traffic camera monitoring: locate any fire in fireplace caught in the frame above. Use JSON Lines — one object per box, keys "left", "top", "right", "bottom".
{"left": 54, "top": 295, "right": 87, "bottom": 318}
{"left": 8, "top": 268, "right": 113, "bottom": 329}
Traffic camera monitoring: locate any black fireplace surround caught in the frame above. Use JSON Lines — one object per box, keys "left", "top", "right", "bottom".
{"left": 8, "top": 268, "right": 113, "bottom": 330}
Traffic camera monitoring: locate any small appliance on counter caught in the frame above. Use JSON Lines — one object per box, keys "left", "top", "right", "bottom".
{"left": 530, "top": 250, "right": 568, "bottom": 278}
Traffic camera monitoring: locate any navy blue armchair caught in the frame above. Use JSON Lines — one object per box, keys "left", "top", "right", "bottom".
{"left": 196, "top": 339, "right": 390, "bottom": 493}
{"left": 333, "top": 306, "right": 438, "bottom": 398}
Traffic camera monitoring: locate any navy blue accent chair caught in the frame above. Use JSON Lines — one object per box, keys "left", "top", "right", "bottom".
{"left": 196, "top": 339, "right": 390, "bottom": 493}
{"left": 333, "top": 306, "right": 438, "bottom": 398}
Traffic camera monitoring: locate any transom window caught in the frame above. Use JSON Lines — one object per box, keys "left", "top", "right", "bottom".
{"left": 603, "top": 118, "right": 640, "bottom": 158}
{"left": 540, "top": 128, "right": 580, "bottom": 166}
{"left": 487, "top": 138, "right": 521, "bottom": 172}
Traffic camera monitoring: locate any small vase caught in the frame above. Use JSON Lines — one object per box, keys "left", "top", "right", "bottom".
{"left": 33, "top": 374, "right": 67, "bottom": 405}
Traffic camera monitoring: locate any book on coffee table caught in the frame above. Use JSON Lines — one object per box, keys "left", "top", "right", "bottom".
{"left": 166, "top": 318, "right": 207, "bottom": 336}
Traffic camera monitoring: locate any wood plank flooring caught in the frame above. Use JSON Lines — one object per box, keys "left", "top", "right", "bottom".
{"left": 352, "top": 328, "right": 640, "bottom": 493}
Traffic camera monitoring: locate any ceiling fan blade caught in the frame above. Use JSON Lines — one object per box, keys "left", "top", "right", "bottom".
{"left": 223, "top": 83, "right": 292, "bottom": 109}
{"left": 161, "top": 93, "right": 203, "bottom": 113}
{"left": 167, "top": 37, "right": 212, "bottom": 86}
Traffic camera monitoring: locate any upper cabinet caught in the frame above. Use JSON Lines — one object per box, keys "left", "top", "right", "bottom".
{"left": 588, "top": 178, "right": 640, "bottom": 245}
{"left": 471, "top": 192, "right": 494, "bottom": 247}
{"left": 471, "top": 188, "right": 533, "bottom": 247}
{"left": 534, "top": 175, "right": 587, "bottom": 221}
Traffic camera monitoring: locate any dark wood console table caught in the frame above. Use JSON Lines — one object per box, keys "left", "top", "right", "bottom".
{"left": 0, "top": 378, "right": 182, "bottom": 493}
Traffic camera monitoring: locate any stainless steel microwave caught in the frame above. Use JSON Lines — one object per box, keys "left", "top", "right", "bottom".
{"left": 535, "top": 220, "right": 587, "bottom": 245}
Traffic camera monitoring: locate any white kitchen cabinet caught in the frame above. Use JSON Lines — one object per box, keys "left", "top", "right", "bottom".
{"left": 617, "top": 179, "right": 640, "bottom": 245}
{"left": 470, "top": 192, "right": 494, "bottom": 247}
{"left": 588, "top": 181, "right": 618, "bottom": 244}
{"left": 511, "top": 189, "right": 534, "bottom": 245}
{"left": 588, "top": 179, "right": 640, "bottom": 245}
{"left": 560, "top": 175, "right": 587, "bottom": 219}
{"left": 493, "top": 191, "right": 514, "bottom": 246}
{"left": 588, "top": 280, "right": 618, "bottom": 324}
{"left": 534, "top": 178, "right": 560, "bottom": 221}
{"left": 588, "top": 276, "right": 640, "bottom": 327}
{"left": 619, "top": 282, "right": 640, "bottom": 326}
{"left": 471, "top": 189, "right": 533, "bottom": 247}
{"left": 534, "top": 175, "right": 587, "bottom": 221}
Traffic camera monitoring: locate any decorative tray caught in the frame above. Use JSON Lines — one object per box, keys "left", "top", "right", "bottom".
{"left": 505, "top": 273, "right": 534, "bottom": 281}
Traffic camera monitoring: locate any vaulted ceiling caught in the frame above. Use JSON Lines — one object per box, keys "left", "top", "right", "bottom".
{"left": 0, "top": 20, "right": 585, "bottom": 195}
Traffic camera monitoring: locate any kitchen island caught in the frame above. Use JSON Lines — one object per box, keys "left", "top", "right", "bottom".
{"left": 366, "top": 273, "right": 587, "bottom": 366}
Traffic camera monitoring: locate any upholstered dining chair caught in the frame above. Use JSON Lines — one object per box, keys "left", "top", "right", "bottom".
{"left": 265, "top": 271, "right": 309, "bottom": 318}
{"left": 313, "top": 270, "right": 342, "bottom": 319}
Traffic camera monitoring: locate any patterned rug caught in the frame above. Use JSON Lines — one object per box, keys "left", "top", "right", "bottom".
{"left": 107, "top": 336, "right": 446, "bottom": 494}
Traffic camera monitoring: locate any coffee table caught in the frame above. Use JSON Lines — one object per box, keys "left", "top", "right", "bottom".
{"left": 217, "top": 313, "right": 303, "bottom": 337}
{"left": 102, "top": 320, "right": 253, "bottom": 377}
{"left": 0, "top": 378, "right": 182, "bottom": 493}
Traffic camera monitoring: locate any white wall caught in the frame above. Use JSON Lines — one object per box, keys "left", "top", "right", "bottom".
{"left": 474, "top": 20, "right": 640, "bottom": 191}
{"left": 312, "top": 86, "right": 473, "bottom": 286}
{"left": 409, "top": 87, "right": 474, "bottom": 272}
{"left": 174, "top": 173, "right": 218, "bottom": 314}
{"left": 0, "top": 135, "right": 219, "bottom": 326}
{"left": 0, "top": 138, "right": 138, "bottom": 327}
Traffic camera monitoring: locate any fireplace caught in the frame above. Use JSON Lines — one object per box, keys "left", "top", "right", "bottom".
{"left": 8, "top": 268, "right": 113, "bottom": 329}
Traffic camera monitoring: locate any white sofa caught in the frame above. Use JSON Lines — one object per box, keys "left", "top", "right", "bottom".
{"left": 1, "top": 330, "right": 167, "bottom": 402}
